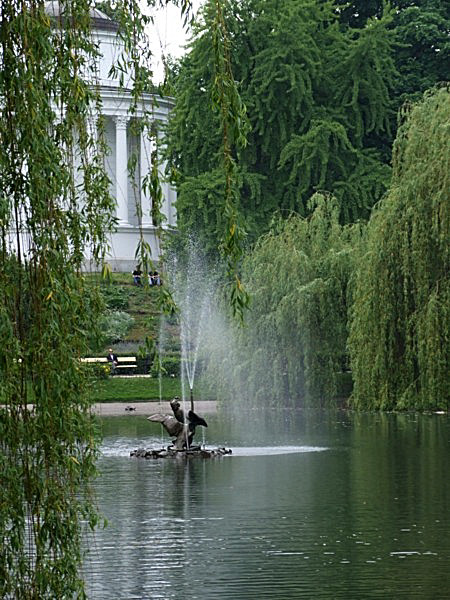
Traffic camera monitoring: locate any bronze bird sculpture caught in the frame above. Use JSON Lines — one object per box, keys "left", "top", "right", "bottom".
{"left": 148, "top": 398, "right": 208, "bottom": 450}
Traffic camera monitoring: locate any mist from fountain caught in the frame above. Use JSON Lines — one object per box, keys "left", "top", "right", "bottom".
{"left": 156, "top": 316, "right": 169, "bottom": 445}
{"left": 164, "top": 241, "right": 233, "bottom": 445}
{"left": 150, "top": 242, "right": 308, "bottom": 456}
{"left": 180, "top": 294, "right": 211, "bottom": 408}
{"left": 157, "top": 316, "right": 169, "bottom": 406}
{"left": 160, "top": 239, "right": 263, "bottom": 442}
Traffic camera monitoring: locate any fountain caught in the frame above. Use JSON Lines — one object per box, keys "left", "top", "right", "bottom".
{"left": 130, "top": 398, "right": 231, "bottom": 458}
{"left": 131, "top": 243, "right": 232, "bottom": 459}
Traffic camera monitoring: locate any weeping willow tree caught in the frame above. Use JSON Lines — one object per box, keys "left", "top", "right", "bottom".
{"left": 349, "top": 87, "right": 449, "bottom": 411}
{"left": 0, "top": 0, "right": 251, "bottom": 594}
{"left": 206, "top": 194, "right": 363, "bottom": 407}
{"left": 0, "top": 1, "right": 116, "bottom": 597}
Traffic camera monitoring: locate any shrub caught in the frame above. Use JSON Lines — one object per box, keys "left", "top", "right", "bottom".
{"left": 162, "top": 355, "right": 181, "bottom": 377}
{"left": 151, "top": 353, "right": 180, "bottom": 377}
{"left": 99, "top": 310, "right": 134, "bottom": 345}
{"left": 100, "top": 285, "right": 129, "bottom": 310}
{"left": 87, "top": 363, "right": 110, "bottom": 380}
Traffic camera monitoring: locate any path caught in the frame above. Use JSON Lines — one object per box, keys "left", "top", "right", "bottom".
{"left": 94, "top": 401, "right": 218, "bottom": 417}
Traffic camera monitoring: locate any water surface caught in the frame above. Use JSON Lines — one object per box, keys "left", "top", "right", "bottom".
{"left": 84, "top": 409, "right": 450, "bottom": 599}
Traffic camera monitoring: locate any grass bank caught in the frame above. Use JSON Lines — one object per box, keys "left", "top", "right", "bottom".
{"left": 91, "top": 376, "right": 182, "bottom": 402}
{"left": 92, "top": 272, "right": 180, "bottom": 354}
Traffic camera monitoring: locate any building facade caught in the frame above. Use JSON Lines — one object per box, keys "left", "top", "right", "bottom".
{"left": 47, "top": 2, "right": 176, "bottom": 272}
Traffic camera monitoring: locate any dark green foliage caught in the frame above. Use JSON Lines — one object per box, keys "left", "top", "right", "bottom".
{"left": 0, "top": 0, "right": 112, "bottom": 596}
{"left": 168, "top": 0, "right": 449, "bottom": 257}
{"left": 167, "top": 0, "right": 403, "bottom": 254}
{"left": 175, "top": 167, "right": 264, "bottom": 259}
{"left": 349, "top": 87, "right": 450, "bottom": 410}
{"left": 151, "top": 353, "right": 181, "bottom": 377}
{"left": 88, "top": 362, "right": 111, "bottom": 379}
{"left": 335, "top": 1, "right": 450, "bottom": 103}
{"left": 100, "top": 285, "right": 129, "bottom": 310}
{"left": 394, "top": 2, "right": 450, "bottom": 102}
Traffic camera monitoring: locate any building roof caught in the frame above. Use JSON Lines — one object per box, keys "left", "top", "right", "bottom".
{"left": 45, "top": 1, "right": 119, "bottom": 32}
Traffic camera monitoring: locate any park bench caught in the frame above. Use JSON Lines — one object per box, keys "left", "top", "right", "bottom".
{"left": 81, "top": 356, "right": 138, "bottom": 374}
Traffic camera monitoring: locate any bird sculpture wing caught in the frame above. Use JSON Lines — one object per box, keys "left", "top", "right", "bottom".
{"left": 188, "top": 410, "right": 208, "bottom": 428}
{"left": 147, "top": 414, "right": 184, "bottom": 437}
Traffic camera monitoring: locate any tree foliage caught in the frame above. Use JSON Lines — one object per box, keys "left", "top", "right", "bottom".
{"left": 335, "top": 0, "right": 450, "bottom": 103}
{"left": 209, "top": 194, "right": 363, "bottom": 406}
{"left": 349, "top": 87, "right": 449, "bottom": 410}
{"left": 0, "top": 0, "right": 114, "bottom": 595}
{"left": 210, "top": 0, "right": 251, "bottom": 320}
{"left": 0, "top": 0, "right": 201, "bottom": 593}
{"left": 167, "top": 0, "right": 449, "bottom": 256}
{"left": 167, "top": 0, "right": 407, "bottom": 254}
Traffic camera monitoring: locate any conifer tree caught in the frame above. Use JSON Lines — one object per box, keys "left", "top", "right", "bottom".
{"left": 167, "top": 0, "right": 449, "bottom": 256}
{"left": 167, "top": 0, "right": 399, "bottom": 255}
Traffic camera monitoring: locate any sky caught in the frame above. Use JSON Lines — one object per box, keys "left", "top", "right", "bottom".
{"left": 147, "top": 1, "right": 203, "bottom": 83}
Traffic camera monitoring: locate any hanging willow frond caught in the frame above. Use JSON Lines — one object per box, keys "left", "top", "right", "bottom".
{"left": 0, "top": 0, "right": 113, "bottom": 596}
{"left": 349, "top": 86, "right": 450, "bottom": 410}
{"left": 208, "top": 193, "right": 363, "bottom": 406}
{"left": 210, "top": 0, "right": 251, "bottom": 321}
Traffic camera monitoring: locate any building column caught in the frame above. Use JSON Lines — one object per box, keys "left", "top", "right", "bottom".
{"left": 114, "top": 115, "right": 130, "bottom": 226}
{"left": 167, "top": 183, "right": 177, "bottom": 227}
{"left": 157, "top": 125, "right": 170, "bottom": 226}
{"left": 140, "top": 123, "right": 153, "bottom": 227}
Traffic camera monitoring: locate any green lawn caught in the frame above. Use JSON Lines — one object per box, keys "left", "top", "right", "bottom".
{"left": 91, "top": 376, "right": 182, "bottom": 402}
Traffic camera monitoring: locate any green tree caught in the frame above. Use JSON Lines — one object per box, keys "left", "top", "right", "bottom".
{"left": 335, "top": 1, "right": 450, "bottom": 104}
{"left": 0, "top": 0, "right": 195, "bottom": 595}
{"left": 205, "top": 194, "right": 363, "bottom": 407}
{"left": 167, "top": 0, "right": 399, "bottom": 255}
{"left": 393, "top": 1, "right": 450, "bottom": 103}
{"left": 0, "top": 1, "right": 112, "bottom": 595}
{"left": 348, "top": 87, "right": 449, "bottom": 410}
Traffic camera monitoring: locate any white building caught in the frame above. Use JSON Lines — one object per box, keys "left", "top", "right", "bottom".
{"left": 46, "top": 2, "right": 177, "bottom": 271}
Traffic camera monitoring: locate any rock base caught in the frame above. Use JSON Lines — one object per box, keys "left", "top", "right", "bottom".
{"left": 130, "top": 446, "right": 232, "bottom": 459}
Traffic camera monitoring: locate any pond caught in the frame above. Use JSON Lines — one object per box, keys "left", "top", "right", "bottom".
{"left": 84, "top": 408, "right": 450, "bottom": 599}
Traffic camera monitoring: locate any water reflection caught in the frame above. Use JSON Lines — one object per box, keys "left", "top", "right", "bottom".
{"left": 84, "top": 410, "right": 450, "bottom": 599}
